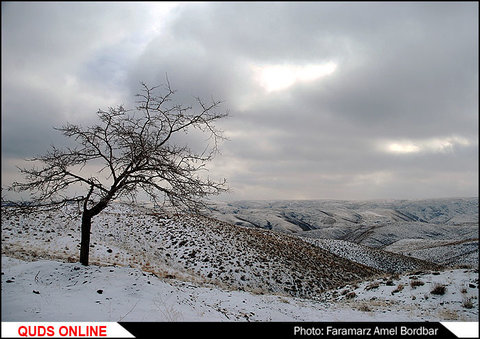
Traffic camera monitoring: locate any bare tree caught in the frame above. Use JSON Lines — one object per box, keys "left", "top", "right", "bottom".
{"left": 8, "top": 81, "right": 228, "bottom": 265}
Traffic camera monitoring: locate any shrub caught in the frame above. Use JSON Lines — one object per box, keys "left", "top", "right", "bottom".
{"left": 391, "top": 283, "right": 404, "bottom": 295}
{"left": 410, "top": 280, "right": 425, "bottom": 288}
{"left": 462, "top": 297, "right": 474, "bottom": 309}
{"left": 365, "top": 281, "right": 380, "bottom": 291}
{"left": 431, "top": 283, "right": 447, "bottom": 295}
{"left": 345, "top": 291, "right": 356, "bottom": 299}
{"left": 358, "top": 304, "right": 371, "bottom": 312}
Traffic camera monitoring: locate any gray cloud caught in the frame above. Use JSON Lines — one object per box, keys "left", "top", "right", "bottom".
{"left": 2, "top": 2, "right": 478, "bottom": 200}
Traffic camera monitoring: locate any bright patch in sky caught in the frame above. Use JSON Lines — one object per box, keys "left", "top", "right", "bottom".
{"left": 384, "top": 136, "right": 471, "bottom": 154}
{"left": 252, "top": 62, "right": 337, "bottom": 92}
{"left": 387, "top": 143, "right": 420, "bottom": 154}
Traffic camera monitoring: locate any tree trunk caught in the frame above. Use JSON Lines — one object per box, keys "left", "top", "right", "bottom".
{"left": 80, "top": 211, "right": 93, "bottom": 266}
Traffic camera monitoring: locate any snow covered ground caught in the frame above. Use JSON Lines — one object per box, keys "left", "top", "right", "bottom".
{"left": 2, "top": 256, "right": 478, "bottom": 322}
{"left": 209, "top": 198, "right": 479, "bottom": 267}
{"left": 1, "top": 200, "right": 478, "bottom": 322}
{"left": 302, "top": 238, "right": 441, "bottom": 274}
{"left": 1, "top": 203, "right": 380, "bottom": 299}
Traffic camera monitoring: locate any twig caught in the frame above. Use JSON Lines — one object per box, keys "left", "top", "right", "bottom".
{"left": 118, "top": 299, "right": 140, "bottom": 321}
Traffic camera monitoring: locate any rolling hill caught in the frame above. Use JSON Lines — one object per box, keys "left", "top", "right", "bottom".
{"left": 2, "top": 200, "right": 478, "bottom": 322}
{"left": 208, "top": 198, "right": 478, "bottom": 267}
{"left": 2, "top": 202, "right": 382, "bottom": 299}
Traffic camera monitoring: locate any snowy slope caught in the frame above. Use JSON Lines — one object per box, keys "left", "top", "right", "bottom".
{"left": 384, "top": 239, "right": 479, "bottom": 267}
{"left": 209, "top": 198, "right": 479, "bottom": 233}
{"left": 209, "top": 198, "right": 479, "bottom": 267}
{"left": 1, "top": 203, "right": 379, "bottom": 300}
{"left": 320, "top": 266, "right": 478, "bottom": 321}
{"left": 301, "top": 238, "right": 441, "bottom": 274}
{"left": 2, "top": 201, "right": 478, "bottom": 322}
{"left": 2, "top": 256, "right": 478, "bottom": 322}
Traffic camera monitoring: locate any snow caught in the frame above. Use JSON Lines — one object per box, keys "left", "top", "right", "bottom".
{"left": 209, "top": 198, "right": 479, "bottom": 267}
{"left": 1, "top": 203, "right": 380, "bottom": 299}
{"left": 2, "top": 256, "right": 478, "bottom": 322}
{"left": 302, "top": 238, "right": 440, "bottom": 274}
{"left": 1, "top": 201, "right": 479, "bottom": 322}
{"left": 384, "top": 238, "right": 479, "bottom": 267}
{"left": 322, "top": 268, "right": 478, "bottom": 321}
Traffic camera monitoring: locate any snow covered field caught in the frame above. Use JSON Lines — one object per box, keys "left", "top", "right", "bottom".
{"left": 2, "top": 257, "right": 478, "bottom": 322}
{"left": 1, "top": 200, "right": 478, "bottom": 322}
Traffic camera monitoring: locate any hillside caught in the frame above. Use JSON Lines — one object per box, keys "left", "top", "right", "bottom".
{"left": 2, "top": 202, "right": 380, "bottom": 299}
{"left": 3, "top": 256, "right": 477, "bottom": 322}
{"left": 209, "top": 198, "right": 479, "bottom": 267}
{"left": 2, "top": 201, "right": 478, "bottom": 322}
{"left": 301, "top": 238, "right": 440, "bottom": 274}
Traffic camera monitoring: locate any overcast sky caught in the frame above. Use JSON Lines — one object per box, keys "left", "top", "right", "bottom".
{"left": 2, "top": 2, "right": 478, "bottom": 201}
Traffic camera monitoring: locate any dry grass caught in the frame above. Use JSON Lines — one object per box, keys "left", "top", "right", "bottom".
{"left": 437, "top": 308, "right": 459, "bottom": 320}
{"left": 345, "top": 291, "right": 356, "bottom": 299}
{"left": 410, "top": 279, "right": 425, "bottom": 288}
{"left": 391, "top": 283, "right": 404, "bottom": 295}
{"left": 365, "top": 281, "right": 380, "bottom": 291}
{"left": 430, "top": 283, "right": 447, "bottom": 295}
